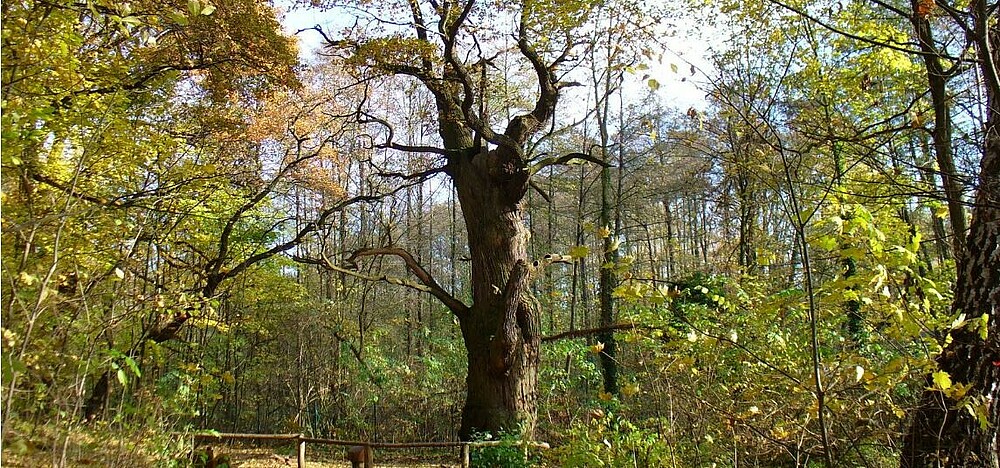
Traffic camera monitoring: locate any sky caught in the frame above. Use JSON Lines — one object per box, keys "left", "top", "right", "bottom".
{"left": 275, "top": 1, "right": 713, "bottom": 117}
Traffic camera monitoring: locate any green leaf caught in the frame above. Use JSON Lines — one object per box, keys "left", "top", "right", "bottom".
{"left": 201, "top": 3, "right": 216, "bottom": 15}
{"left": 670, "top": 63, "right": 679, "bottom": 73}
{"left": 813, "top": 235, "right": 837, "bottom": 251}
{"left": 647, "top": 79, "right": 660, "bottom": 91}
{"left": 169, "top": 11, "right": 189, "bottom": 26}
{"left": 188, "top": 0, "right": 202, "bottom": 16}
{"left": 2, "top": 353, "right": 27, "bottom": 384}
{"left": 123, "top": 355, "right": 141, "bottom": 378}
{"left": 950, "top": 313, "right": 967, "bottom": 330}
{"left": 17, "top": 272, "right": 38, "bottom": 286}
{"left": 121, "top": 16, "right": 142, "bottom": 26}
{"left": 116, "top": 368, "right": 128, "bottom": 386}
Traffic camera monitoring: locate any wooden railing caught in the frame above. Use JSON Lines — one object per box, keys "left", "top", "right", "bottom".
{"left": 187, "top": 431, "right": 550, "bottom": 468}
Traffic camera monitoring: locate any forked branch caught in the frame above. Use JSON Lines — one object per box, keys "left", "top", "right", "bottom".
{"left": 302, "top": 248, "right": 469, "bottom": 316}
{"left": 529, "top": 151, "right": 612, "bottom": 175}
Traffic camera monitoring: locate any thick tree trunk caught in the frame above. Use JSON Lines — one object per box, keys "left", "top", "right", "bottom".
{"left": 452, "top": 148, "right": 540, "bottom": 439}
{"left": 900, "top": 133, "right": 1000, "bottom": 467}
{"left": 901, "top": 11, "right": 1000, "bottom": 467}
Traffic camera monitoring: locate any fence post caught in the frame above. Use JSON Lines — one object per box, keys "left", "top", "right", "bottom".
{"left": 461, "top": 443, "right": 470, "bottom": 468}
{"left": 297, "top": 434, "right": 306, "bottom": 468}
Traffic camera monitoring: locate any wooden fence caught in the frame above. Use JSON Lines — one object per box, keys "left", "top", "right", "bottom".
{"left": 187, "top": 431, "right": 550, "bottom": 468}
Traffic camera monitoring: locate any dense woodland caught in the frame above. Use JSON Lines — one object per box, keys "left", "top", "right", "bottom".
{"left": 2, "top": 0, "right": 998, "bottom": 466}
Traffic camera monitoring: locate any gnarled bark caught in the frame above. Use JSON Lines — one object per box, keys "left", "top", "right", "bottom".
{"left": 451, "top": 147, "right": 540, "bottom": 438}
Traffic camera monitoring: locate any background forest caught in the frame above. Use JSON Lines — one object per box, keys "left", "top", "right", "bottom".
{"left": 2, "top": 0, "right": 998, "bottom": 467}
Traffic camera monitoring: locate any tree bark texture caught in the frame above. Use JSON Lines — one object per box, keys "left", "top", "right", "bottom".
{"left": 901, "top": 9, "right": 999, "bottom": 467}
{"left": 452, "top": 148, "right": 540, "bottom": 438}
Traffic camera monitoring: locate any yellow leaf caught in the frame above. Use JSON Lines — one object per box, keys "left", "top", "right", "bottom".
{"left": 17, "top": 272, "right": 38, "bottom": 286}
{"left": 597, "top": 226, "right": 611, "bottom": 238}
{"left": 568, "top": 245, "right": 590, "bottom": 259}
{"left": 946, "top": 382, "right": 970, "bottom": 400}
{"left": 590, "top": 342, "right": 605, "bottom": 354}
{"left": 771, "top": 426, "right": 790, "bottom": 440}
{"left": 855, "top": 365, "right": 865, "bottom": 383}
{"left": 598, "top": 391, "right": 614, "bottom": 401}
{"left": 612, "top": 283, "right": 645, "bottom": 302}
{"left": 607, "top": 238, "right": 621, "bottom": 252}
{"left": 932, "top": 371, "right": 952, "bottom": 391}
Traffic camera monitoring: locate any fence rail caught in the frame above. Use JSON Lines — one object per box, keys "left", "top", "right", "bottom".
{"left": 185, "top": 431, "right": 550, "bottom": 467}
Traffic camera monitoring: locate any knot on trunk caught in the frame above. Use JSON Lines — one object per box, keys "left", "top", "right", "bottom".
{"left": 489, "top": 334, "right": 519, "bottom": 376}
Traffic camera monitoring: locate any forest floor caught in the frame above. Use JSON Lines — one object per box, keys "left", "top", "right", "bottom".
{"left": 2, "top": 449, "right": 461, "bottom": 468}
{"left": 0, "top": 425, "right": 463, "bottom": 467}
{"left": 222, "top": 447, "right": 461, "bottom": 467}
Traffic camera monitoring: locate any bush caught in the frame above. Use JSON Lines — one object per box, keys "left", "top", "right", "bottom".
{"left": 470, "top": 431, "right": 539, "bottom": 468}
{"left": 550, "top": 411, "right": 673, "bottom": 467}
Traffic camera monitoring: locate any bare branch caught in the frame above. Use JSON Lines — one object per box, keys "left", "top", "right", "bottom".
{"left": 528, "top": 179, "right": 551, "bottom": 203}
{"left": 297, "top": 253, "right": 467, "bottom": 319}
{"left": 374, "top": 167, "right": 448, "bottom": 181}
{"left": 503, "top": 12, "right": 560, "bottom": 147}
{"left": 226, "top": 179, "right": 426, "bottom": 281}
{"left": 334, "top": 247, "right": 470, "bottom": 316}
{"left": 530, "top": 253, "right": 572, "bottom": 272}
{"left": 542, "top": 323, "right": 651, "bottom": 342}
{"left": 358, "top": 112, "right": 457, "bottom": 157}
{"left": 529, "top": 151, "right": 612, "bottom": 174}
{"left": 212, "top": 139, "right": 328, "bottom": 273}
{"left": 436, "top": 0, "right": 513, "bottom": 151}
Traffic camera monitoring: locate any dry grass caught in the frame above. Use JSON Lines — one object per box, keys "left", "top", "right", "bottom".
{"left": 218, "top": 447, "right": 460, "bottom": 468}
{"left": 2, "top": 420, "right": 177, "bottom": 467}
{"left": 2, "top": 423, "right": 467, "bottom": 467}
